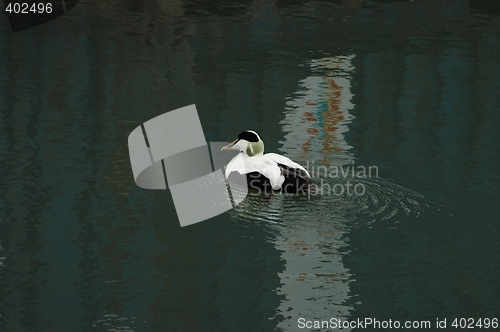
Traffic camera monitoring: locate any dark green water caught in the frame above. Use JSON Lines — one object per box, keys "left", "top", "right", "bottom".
{"left": 1, "top": 0, "right": 499, "bottom": 331}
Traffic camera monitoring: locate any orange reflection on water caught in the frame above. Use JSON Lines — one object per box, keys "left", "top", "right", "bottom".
{"left": 281, "top": 55, "right": 355, "bottom": 163}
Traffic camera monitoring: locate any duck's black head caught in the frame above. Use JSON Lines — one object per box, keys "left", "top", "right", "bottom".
{"left": 221, "top": 130, "right": 264, "bottom": 156}
{"left": 237, "top": 130, "right": 260, "bottom": 142}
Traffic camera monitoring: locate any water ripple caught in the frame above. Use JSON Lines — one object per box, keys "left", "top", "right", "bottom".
{"left": 228, "top": 175, "right": 431, "bottom": 230}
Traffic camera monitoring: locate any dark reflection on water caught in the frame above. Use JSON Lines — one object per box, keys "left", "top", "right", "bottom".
{"left": 184, "top": 0, "right": 255, "bottom": 17}
{"left": 469, "top": 0, "right": 500, "bottom": 16}
{"left": 1, "top": 0, "right": 500, "bottom": 331}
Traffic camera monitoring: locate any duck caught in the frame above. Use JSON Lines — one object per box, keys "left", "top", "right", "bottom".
{"left": 221, "top": 130, "right": 315, "bottom": 194}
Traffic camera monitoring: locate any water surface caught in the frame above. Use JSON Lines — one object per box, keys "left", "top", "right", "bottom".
{"left": 1, "top": 0, "right": 499, "bottom": 331}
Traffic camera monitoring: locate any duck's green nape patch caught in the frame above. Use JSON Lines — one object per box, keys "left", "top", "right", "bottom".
{"left": 247, "top": 140, "right": 264, "bottom": 156}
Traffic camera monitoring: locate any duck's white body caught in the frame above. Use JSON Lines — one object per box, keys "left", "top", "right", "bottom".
{"left": 225, "top": 152, "right": 311, "bottom": 190}
{"left": 221, "top": 130, "right": 313, "bottom": 193}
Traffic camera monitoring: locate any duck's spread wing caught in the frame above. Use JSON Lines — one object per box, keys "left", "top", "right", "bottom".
{"left": 264, "top": 153, "right": 311, "bottom": 178}
{"left": 225, "top": 154, "right": 284, "bottom": 189}
{"left": 277, "top": 163, "right": 310, "bottom": 180}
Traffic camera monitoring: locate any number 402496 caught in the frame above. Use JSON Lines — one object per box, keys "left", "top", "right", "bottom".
{"left": 5, "top": 2, "right": 53, "bottom": 14}
{"left": 452, "top": 318, "right": 498, "bottom": 329}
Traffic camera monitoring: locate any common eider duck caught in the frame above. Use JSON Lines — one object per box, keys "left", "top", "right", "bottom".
{"left": 221, "top": 130, "right": 315, "bottom": 194}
